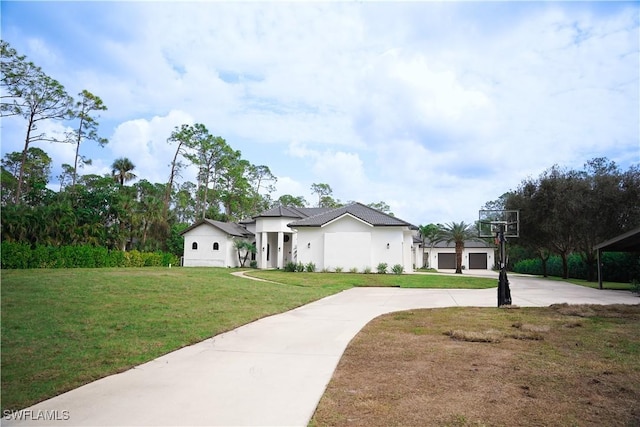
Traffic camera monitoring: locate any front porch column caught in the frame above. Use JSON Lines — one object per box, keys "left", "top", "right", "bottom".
{"left": 277, "top": 231, "right": 284, "bottom": 269}
{"left": 291, "top": 232, "right": 298, "bottom": 263}
{"left": 260, "top": 232, "right": 268, "bottom": 269}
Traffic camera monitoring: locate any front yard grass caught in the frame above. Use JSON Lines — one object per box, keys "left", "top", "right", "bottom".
{"left": 1, "top": 267, "right": 349, "bottom": 412}
{"left": 1, "top": 267, "right": 492, "bottom": 412}
{"left": 311, "top": 304, "right": 640, "bottom": 426}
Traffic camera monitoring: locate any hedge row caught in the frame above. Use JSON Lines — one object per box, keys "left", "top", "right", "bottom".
{"left": 1, "top": 242, "right": 179, "bottom": 269}
{"left": 512, "top": 252, "right": 640, "bottom": 283}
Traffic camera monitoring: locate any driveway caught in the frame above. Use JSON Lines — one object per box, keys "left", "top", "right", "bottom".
{"left": 3, "top": 275, "right": 637, "bottom": 426}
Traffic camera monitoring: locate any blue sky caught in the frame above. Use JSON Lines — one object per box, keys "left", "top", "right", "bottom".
{"left": 1, "top": 1, "right": 638, "bottom": 225}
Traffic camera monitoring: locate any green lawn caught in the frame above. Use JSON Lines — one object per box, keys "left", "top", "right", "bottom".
{"left": 246, "top": 270, "right": 498, "bottom": 289}
{"left": 1, "top": 267, "right": 495, "bottom": 412}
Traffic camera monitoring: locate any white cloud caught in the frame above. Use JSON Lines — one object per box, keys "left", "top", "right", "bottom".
{"left": 108, "top": 110, "right": 195, "bottom": 184}
{"left": 1, "top": 2, "right": 637, "bottom": 226}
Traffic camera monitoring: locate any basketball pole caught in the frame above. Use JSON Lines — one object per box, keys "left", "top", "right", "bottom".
{"left": 497, "top": 223, "right": 512, "bottom": 307}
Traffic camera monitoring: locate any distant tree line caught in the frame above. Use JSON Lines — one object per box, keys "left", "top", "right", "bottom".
{"left": 484, "top": 157, "right": 639, "bottom": 282}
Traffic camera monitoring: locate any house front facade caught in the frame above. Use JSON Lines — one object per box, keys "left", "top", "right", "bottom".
{"left": 181, "top": 203, "right": 417, "bottom": 272}
{"left": 289, "top": 203, "right": 415, "bottom": 273}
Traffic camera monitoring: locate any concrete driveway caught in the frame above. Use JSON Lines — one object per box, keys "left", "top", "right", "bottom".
{"left": 3, "top": 275, "right": 637, "bottom": 426}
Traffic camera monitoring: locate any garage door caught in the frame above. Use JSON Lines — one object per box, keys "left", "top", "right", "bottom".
{"left": 469, "top": 253, "right": 487, "bottom": 269}
{"left": 438, "top": 253, "right": 456, "bottom": 269}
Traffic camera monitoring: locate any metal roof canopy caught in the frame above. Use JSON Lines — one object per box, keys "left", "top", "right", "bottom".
{"left": 594, "top": 227, "right": 640, "bottom": 289}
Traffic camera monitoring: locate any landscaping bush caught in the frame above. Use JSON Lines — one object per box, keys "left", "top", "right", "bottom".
{"left": 391, "top": 264, "right": 404, "bottom": 275}
{"left": 363, "top": 266, "right": 372, "bottom": 274}
{"left": 284, "top": 261, "right": 297, "bottom": 272}
{"left": 305, "top": 262, "right": 316, "bottom": 272}
{"left": 377, "top": 262, "right": 388, "bottom": 274}
{"left": 250, "top": 260, "right": 258, "bottom": 268}
{"left": 0, "top": 242, "right": 178, "bottom": 269}
{"left": 349, "top": 267, "right": 358, "bottom": 274}
{"left": 296, "top": 262, "right": 305, "bottom": 272}
{"left": 1, "top": 242, "right": 32, "bottom": 269}
{"left": 334, "top": 266, "right": 343, "bottom": 273}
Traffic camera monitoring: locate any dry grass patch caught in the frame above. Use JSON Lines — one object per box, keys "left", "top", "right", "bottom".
{"left": 311, "top": 304, "right": 640, "bottom": 427}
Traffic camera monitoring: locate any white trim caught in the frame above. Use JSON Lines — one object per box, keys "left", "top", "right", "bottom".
{"left": 321, "top": 213, "right": 374, "bottom": 228}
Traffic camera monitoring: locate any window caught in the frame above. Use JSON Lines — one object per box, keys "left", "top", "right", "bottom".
{"left": 192, "top": 242, "right": 198, "bottom": 250}
{"left": 213, "top": 242, "right": 219, "bottom": 250}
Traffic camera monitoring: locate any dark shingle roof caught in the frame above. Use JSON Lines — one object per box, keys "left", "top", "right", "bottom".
{"left": 254, "top": 206, "right": 332, "bottom": 219}
{"left": 180, "top": 219, "right": 253, "bottom": 237}
{"left": 288, "top": 202, "right": 414, "bottom": 228}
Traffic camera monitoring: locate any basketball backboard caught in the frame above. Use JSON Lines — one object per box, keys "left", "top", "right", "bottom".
{"left": 478, "top": 210, "right": 519, "bottom": 238}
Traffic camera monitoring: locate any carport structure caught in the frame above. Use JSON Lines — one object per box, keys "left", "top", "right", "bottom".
{"left": 594, "top": 227, "right": 640, "bottom": 289}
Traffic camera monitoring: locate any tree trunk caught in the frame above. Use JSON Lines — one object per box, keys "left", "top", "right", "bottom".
{"left": 561, "top": 252, "right": 569, "bottom": 279}
{"left": 455, "top": 241, "right": 463, "bottom": 274}
{"left": 72, "top": 116, "right": 84, "bottom": 186}
{"left": 15, "top": 113, "right": 36, "bottom": 204}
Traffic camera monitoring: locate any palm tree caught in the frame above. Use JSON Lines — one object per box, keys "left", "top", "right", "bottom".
{"left": 234, "top": 240, "right": 256, "bottom": 267}
{"left": 435, "top": 221, "right": 480, "bottom": 274}
{"left": 111, "top": 157, "right": 136, "bottom": 186}
{"left": 418, "top": 223, "right": 439, "bottom": 268}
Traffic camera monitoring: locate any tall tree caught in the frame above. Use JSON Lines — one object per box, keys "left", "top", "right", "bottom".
{"left": 311, "top": 183, "right": 333, "bottom": 207}
{"left": 7, "top": 61, "right": 73, "bottom": 203}
{"left": 367, "top": 201, "right": 393, "bottom": 216}
{"left": 435, "top": 221, "right": 479, "bottom": 274}
{"left": 182, "top": 124, "right": 232, "bottom": 219}
{"left": 248, "top": 164, "right": 277, "bottom": 214}
{"left": 68, "top": 90, "right": 108, "bottom": 185}
{"left": 275, "top": 194, "right": 307, "bottom": 207}
{"left": 165, "top": 124, "right": 194, "bottom": 219}
{"left": 111, "top": 157, "right": 137, "bottom": 186}
{"left": 2, "top": 148, "right": 53, "bottom": 207}
{"left": 1, "top": 40, "right": 40, "bottom": 117}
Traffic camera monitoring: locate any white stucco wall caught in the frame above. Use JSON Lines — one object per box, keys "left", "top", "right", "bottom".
{"left": 294, "top": 215, "right": 413, "bottom": 272}
{"left": 182, "top": 225, "right": 242, "bottom": 267}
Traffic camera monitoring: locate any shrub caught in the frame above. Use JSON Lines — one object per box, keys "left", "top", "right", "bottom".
{"left": 0, "top": 242, "right": 179, "bottom": 269}
{"left": 284, "top": 261, "right": 297, "bottom": 272}
{"left": 363, "top": 266, "right": 372, "bottom": 274}
{"left": 349, "top": 267, "right": 358, "bottom": 274}
{"left": 296, "top": 262, "right": 305, "bottom": 272}
{"left": 377, "top": 262, "right": 388, "bottom": 274}
{"left": 334, "top": 266, "right": 343, "bottom": 273}
{"left": 305, "top": 262, "right": 316, "bottom": 272}
{"left": 1, "top": 242, "right": 31, "bottom": 269}
{"left": 250, "top": 260, "right": 258, "bottom": 268}
{"left": 391, "top": 264, "right": 404, "bottom": 275}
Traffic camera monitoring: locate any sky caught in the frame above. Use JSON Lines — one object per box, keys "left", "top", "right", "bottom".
{"left": 1, "top": 1, "right": 639, "bottom": 226}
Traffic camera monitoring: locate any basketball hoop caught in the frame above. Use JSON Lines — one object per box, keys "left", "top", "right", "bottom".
{"left": 478, "top": 210, "right": 519, "bottom": 307}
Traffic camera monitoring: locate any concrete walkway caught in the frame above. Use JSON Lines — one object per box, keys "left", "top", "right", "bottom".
{"left": 4, "top": 275, "right": 637, "bottom": 426}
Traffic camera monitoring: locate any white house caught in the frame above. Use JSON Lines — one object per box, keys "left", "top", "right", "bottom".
{"left": 181, "top": 219, "right": 254, "bottom": 267}
{"left": 181, "top": 203, "right": 417, "bottom": 272}
{"left": 286, "top": 203, "right": 416, "bottom": 273}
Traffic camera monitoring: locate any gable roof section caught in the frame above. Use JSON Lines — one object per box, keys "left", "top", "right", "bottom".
{"left": 254, "top": 205, "right": 332, "bottom": 219}
{"left": 180, "top": 219, "right": 253, "bottom": 237}
{"left": 288, "top": 202, "right": 414, "bottom": 228}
